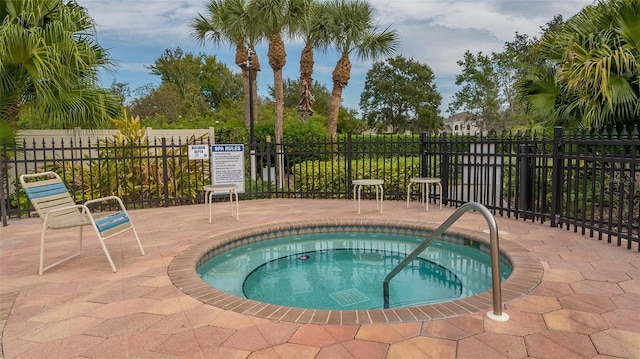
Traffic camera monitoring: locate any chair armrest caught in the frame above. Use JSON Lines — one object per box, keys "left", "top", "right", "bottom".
{"left": 84, "top": 196, "right": 127, "bottom": 211}
{"left": 44, "top": 204, "right": 87, "bottom": 217}
{"left": 42, "top": 204, "right": 92, "bottom": 228}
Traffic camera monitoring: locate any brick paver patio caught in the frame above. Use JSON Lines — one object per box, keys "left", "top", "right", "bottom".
{"left": 1, "top": 198, "right": 639, "bottom": 358}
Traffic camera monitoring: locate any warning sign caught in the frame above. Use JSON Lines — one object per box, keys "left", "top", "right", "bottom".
{"left": 210, "top": 144, "right": 245, "bottom": 193}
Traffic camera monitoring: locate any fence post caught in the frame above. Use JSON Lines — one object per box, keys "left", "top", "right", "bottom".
{"left": 276, "top": 143, "right": 284, "bottom": 189}
{"left": 161, "top": 137, "right": 170, "bottom": 207}
{"left": 1, "top": 143, "right": 7, "bottom": 227}
{"left": 420, "top": 132, "right": 427, "bottom": 177}
{"left": 518, "top": 144, "right": 534, "bottom": 218}
{"left": 73, "top": 127, "right": 82, "bottom": 160}
{"left": 440, "top": 132, "right": 450, "bottom": 206}
{"left": 550, "top": 127, "right": 564, "bottom": 227}
{"left": 266, "top": 136, "right": 272, "bottom": 198}
{"left": 346, "top": 134, "right": 352, "bottom": 199}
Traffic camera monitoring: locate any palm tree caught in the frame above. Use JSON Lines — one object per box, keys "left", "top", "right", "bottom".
{"left": 0, "top": 0, "right": 120, "bottom": 131}
{"left": 322, "top": 0, "right": 399, "bottom": 138}
{"left": 296, "top": 0, "right": 331, "bottom": 121}
{"left": 519, "top": 0, "right": 640, "bottom": 130}
{"left": 251, "top": 0, "right": 310, "bottom": 145}
{"left": 191, "top": 0, "right": 262, "bottom": 130}
{"left": 517, "top": 66, "right": 584, "bottom": 129}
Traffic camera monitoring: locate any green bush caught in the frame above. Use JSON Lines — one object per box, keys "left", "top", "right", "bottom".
{"left": 337, "top": 134, "right": 421, "bottom": 159}
{"left": 60, "top": 109, "right": 206, "bottom": 204}
{"left": 292, "top": 157, "right": 421, "bottom": 198}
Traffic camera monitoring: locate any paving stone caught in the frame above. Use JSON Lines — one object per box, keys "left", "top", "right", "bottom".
{"left": 1, "top": 199, "right": 638, "bottom": 359}
{"left": 543, "top": 309, "right": 609, "bottom": 334}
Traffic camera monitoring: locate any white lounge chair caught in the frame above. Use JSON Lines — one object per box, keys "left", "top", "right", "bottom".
{"left": 20, "top": 171, "right": 145, "bottom": 275}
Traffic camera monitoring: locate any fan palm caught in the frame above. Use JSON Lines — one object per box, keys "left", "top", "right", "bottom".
{"left": 321, "top": 0, "right": 399, "bottom": 138}
{"left": 296, "top": 0, "right": 331, "bottom": 121}
{"left": 191, "top": 0, "right": 262, "bottom": 130}
{"left": 519, "top": 0, "right": 640, "bottom": 129}
{"left": 0, "top": 0, "right": 120, "bottom": 130}
{"left": 251, "top": 0, "right": 310, "bottom": 145}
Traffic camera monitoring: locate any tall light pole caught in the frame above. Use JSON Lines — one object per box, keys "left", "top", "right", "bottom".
{"left": 247, "top": 50, "right": 257, "bottom": 180}
{"left": 247, "top": 50, "right": 255, "bottom": 149}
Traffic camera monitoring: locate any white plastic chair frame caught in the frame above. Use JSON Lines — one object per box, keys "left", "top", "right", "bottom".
{"left": 20, "top": 172, "right": 145, "bottom": 275}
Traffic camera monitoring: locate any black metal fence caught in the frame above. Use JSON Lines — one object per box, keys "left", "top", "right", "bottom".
{"left": 1, "top": 126, "right": 638, "bottom": 250}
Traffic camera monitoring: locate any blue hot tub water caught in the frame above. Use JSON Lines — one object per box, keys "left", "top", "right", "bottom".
{"left": 197, "top": 231, "right": 512, "bottom": 310}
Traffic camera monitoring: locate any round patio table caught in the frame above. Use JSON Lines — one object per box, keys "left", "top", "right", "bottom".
{"left": 406, "top": 177, "right": 442, "bottom": 211}
{"left": 352, "top": 179, "right": 384, "bottom": 214}
{"left": 204, "top": 184, "right": 239, "bottom": 223}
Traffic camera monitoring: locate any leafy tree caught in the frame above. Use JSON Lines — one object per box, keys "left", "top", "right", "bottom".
{"left": 148, "top": 48, "right": 202, "bottom": 101}
{"left": 109, "top": 80, "right": 132, "bottom": 107}
{"left": 321, "top": 0, "right": 399, "bottom": 138}
{"left": 129, "top": 83, "right": 184, "bottom": 123}
{"left": 449, "top": 23, "right": 561, "bottom": 133}
{"left": 518, "top": 0, "right": 640, "bottom": 129}
{"left": 360, "top": 56, "right": 442, "bottom": 134}
{"left": 502, "top": 15, "right": 565, "bottom": 130}
{"left": 145, "top": 47, "right": 242, "bottom": 112}
{"left": 448, "top": 51, "right": 502, "bottom": 132}
{"left": 0, "top": 0, "right": 120, "bottom": 130}
{"left": 493, "top": 33, "right": 537, "bottom": 128}
{"left": 337, "top": 107, "right": 367, "bottom": 134}
{"left": 200, "top": 54, "right": 244, "bottom": 108}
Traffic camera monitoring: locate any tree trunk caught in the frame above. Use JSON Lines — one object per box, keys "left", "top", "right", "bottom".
{"left": 298, "top": 42, "right": 314, "bottom": 121}
{"left": 5, "top": 94, "right": 22, "bottom": 131}
{"left": 327, "top": 85, "right": 343, "bottom": 139}
{"left": 327, "top": 54, "right": 351, "bottom": 139}
{"left": 268, "top": 33, "right": 286, "bottom": 187}
{"left": 274, "top": 68, "right": 284, "bottom": 145}
{"left": 268, "top": 33, "right": 286, "bottom": 145}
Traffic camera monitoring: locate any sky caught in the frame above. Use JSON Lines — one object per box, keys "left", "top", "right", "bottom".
{"left": 79, "top": 0, "right": 596, "bottom": 117}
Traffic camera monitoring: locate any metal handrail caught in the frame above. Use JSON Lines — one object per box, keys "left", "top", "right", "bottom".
{"left": 383, "top": 202, "right": 509, "bottom": 322}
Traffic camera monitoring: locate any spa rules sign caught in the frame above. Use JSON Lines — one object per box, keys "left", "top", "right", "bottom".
{"left": 210, "top": 144, "right": 245, "bottom": 193}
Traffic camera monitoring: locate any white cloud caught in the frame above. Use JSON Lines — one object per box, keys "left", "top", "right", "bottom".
{"left": 82, "top": 0, "right": 203, "bottom": 44}
{"left": 80, "top": 0, "right": 595, "bottom": 115}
